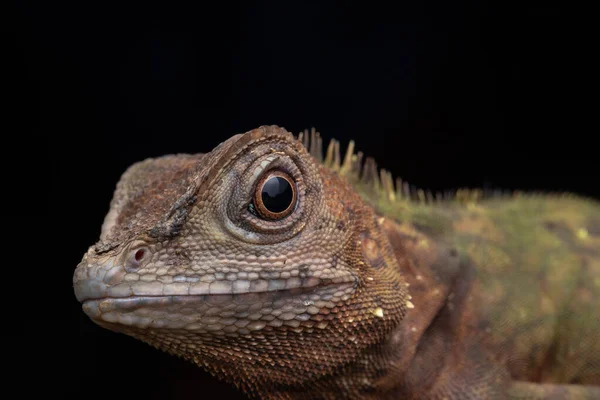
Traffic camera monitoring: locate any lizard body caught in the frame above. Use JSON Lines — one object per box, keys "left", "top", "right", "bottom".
{"left": 74, "top": 126, "right": 600, "bottom": 399}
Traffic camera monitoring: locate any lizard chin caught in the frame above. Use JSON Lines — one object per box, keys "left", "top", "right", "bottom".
{"left": 79, "top": 281, "right": 357, "bottom": 334}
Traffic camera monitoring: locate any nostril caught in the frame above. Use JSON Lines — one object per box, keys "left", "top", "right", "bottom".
{"left": 134, "top": 249, "right": 146, "bottom": 262}
{"left": 126, "top": 247, "right": 150, "bottom": 272}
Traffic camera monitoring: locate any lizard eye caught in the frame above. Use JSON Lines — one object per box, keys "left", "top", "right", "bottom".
{"left": 252, "top": 171, "right": 297, "bottom": 220}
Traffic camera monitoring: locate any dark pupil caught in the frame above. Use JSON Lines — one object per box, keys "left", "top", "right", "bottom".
{"left": 261, "top": 177, "right": 293, "bottom": 213}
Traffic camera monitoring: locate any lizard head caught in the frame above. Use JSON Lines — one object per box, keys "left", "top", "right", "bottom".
{"left": 74, "top": 125, "right": 409, "bottom": 394}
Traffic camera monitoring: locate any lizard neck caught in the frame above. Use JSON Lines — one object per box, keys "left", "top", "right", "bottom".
{"left": 257, "top": 218, "right": 465, "bottom": 399}
{"left": 367, "top": 218, "right": 465, "bottom": 398}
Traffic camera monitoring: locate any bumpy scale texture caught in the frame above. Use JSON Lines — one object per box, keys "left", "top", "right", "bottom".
{"left": 74, "top": 126, "right": 600, "bottom": 399}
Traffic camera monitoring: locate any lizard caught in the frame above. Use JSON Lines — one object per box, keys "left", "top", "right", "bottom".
{"left": 73, "top": 125, "right": 600, "bottom": 399}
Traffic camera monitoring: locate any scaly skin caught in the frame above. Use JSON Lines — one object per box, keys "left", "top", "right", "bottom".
{"left": 74, "top": 126, "right": 600, "bottom": 399}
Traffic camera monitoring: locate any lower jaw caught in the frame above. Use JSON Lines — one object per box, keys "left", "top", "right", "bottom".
{"left": 82, "top": 282, "right": 356, "bottom": 334}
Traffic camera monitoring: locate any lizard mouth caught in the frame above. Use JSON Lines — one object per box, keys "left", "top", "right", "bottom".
{"left": 74, "top": 260, "right": 358, "bottom": 333}
{"left": 75, "top": 273, "right": 355, "bottom": 303}
{"left": 74, "top": 261, "right": 356, "bottom": 302}
{"left": 77, "top": 273, "right": 357, "bottom": 333}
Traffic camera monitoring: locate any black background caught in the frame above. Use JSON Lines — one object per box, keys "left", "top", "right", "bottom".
{"left": 10, "top": 1, "right": 596, "bottom": 399}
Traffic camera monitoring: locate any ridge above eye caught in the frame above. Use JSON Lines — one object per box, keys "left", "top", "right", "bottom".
{"left": 253, "top": 171, "right": 297, "bottom": 220}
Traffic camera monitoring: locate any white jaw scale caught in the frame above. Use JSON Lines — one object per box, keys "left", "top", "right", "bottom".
{"left": 74, "top": 262, "right": 355, "bottom": 302}
{"left": 82, "top": 281, "right": 356, "bottom": 333}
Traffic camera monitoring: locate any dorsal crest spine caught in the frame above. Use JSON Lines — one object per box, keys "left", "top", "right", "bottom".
{"left": 297, "top": 128, "right": 519, "bottom": 206}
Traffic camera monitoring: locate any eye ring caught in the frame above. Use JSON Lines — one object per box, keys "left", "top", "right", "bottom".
{"left": 253, "top": 170, "right": 297, "bottom": 220}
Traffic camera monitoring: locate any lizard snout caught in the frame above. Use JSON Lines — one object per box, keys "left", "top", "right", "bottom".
{"left": 73, "top": 257, "right": 125, "bottom": 303}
